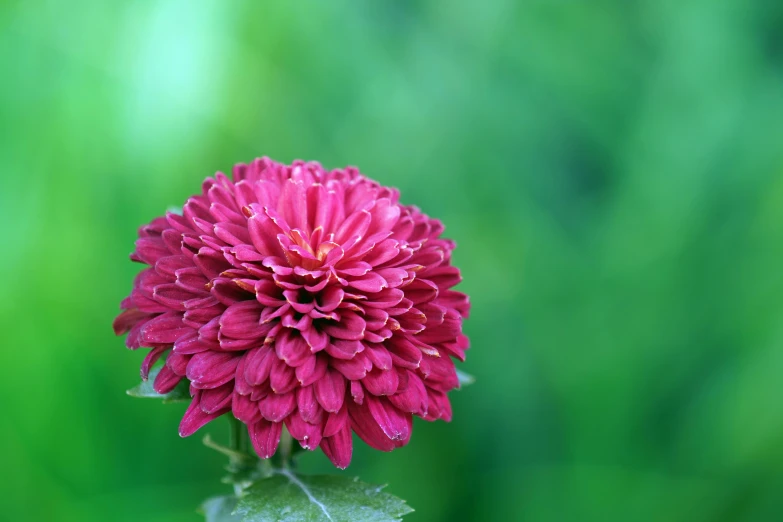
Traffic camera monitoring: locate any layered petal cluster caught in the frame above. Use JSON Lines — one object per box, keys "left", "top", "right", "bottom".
{"left": 113, "top": 158, "right": 470, "bottom": 468}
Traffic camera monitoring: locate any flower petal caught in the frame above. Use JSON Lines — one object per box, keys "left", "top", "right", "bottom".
{"left": 153, "top": 364, "right": 183, "bottom": 394}
{"left": 320, "top": 424, "right": 353, "bottom": 469}
{"left": 269, "top": 359, "right": 297, "bottom": 394}
{"left": 244, "top": 346, "right": 275, "bottom": 386}
{"left": 179, "top": 394, "right": 227, "bottom": 437}
{"left": 140, "top": 346, "right": 169, "bottom": 380}
{"left": 348, "top": 272, "right": 387, "bottom": 293}
{"left": 113, "top": 308, "right": 152, "bottom": 336}
{"left": 348, "top": 400, "right": 397, "bottom": 452}
{"left": 200, "top": 382, "right": 234, "bottom": 414}
{"left": 258, "top": 391, "right": 296, "bottom": 422}
{"left": 296, "top": 385, "right": 324, "bottom": 424}
{"left": 362, "top": 368, "right": 400, "bottom": 396}
{"left": 250, "top": 419, "right": 282, "bottom": 459}
{"left": 285, "top": 413, "right": 323, "bottom": 450}
{"left": 186, "top": 351, "right": 240, "bottom": 389}
{"left": 233, "top": 392, "right": 262, "bottom": 424}
{"left": 140, "top": 312, "right": 191, "bottom": 345}
{"left": 388, "top": 371, "right": 428, "bottom": 415}
{"left": 314, "top": 368, "right": 346, "bottom": 413}
{"left": 321, "top": 311, "right": 365, "bottom": 341}
{"left": 275, "top": 330, "right": 311, "bottom": 367}
{"left": 324, "top": 339, "right": 363, "bottom": 360}
{"left": 331, "top": 352, "right": 372, "bottom": 380}
{"left": 367, "top": 395, "right": 412, "bottom": 443}
{"left": 323, "top": 402, "right": 348, "bottom": 437}
{"left": 219, "top": 300, "right": 268, "bottom": 339}
{"left": 295, "top": 353, "right": 328, "bottom": 386}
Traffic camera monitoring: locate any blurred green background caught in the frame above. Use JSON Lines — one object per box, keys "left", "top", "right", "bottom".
{"left": 2, "top": 0, "right": 783, "bottom": 520}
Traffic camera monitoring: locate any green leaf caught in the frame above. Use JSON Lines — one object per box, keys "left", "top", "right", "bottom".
{"left": 126, "top": 366, "right": 190, "bottom": 403}
{"left": 456, "top": 368, "right": 475, "bottom": 387}
{"left": 200, "top": 496, "right": 243, "bottom": 522}
{"left": 234, "top": 470, "right": 413, "bottom": 522}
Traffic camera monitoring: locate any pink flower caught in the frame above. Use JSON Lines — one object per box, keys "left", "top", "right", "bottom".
{"left": 113, "top": 158, "right": 470, "bottom": 468}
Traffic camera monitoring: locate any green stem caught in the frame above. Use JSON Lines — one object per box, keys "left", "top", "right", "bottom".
{"left": 229, "top": 415, "right": 245, "bottom": 454}
{"left": 226, "top": 416, "right": 253, "bottom": 495}
{"left": 278, "top": 427, "right": 294, "bottom": 469}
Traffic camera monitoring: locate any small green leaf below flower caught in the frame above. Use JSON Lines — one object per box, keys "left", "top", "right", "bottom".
{"left": 233, "top": 470, "right": 413, "bottom": 522}
{"left": 201, "top": 495, "right": 243, "bottom": 522}
{"left": 126, "top": 366, "right": 190, "bottom": 403}
{"left": 456, "top": 368, "right": 475, "bottom": 387}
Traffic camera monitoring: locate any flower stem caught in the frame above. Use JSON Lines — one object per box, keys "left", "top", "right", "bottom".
{"left": 223, "top": 416, "right": 255, "bottom": 495}
{"left": 278, "top": 427, "right": 294, "bottom": 469}
{"left": 228, "top": 415, "right": 247, "bottom": 454}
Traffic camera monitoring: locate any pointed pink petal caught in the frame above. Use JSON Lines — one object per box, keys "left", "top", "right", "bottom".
{"left": 362, "top": 368, "right": 400, "bottom": 396}
{"left": 284, "top": 413, "right": 323, "bottom": 450}
{"left": 250, "top": 419, "right": 282, "bottom": 459}
{"left": 331, "top": 352, "right": 372, "bottom": 380}
{"left": 254, "top": 279, "right": 286, "bottom": 306}
{"left": 321, "top": 311, "right": 366, "bottom": 341}
{"left": 247, "top": 212, "right": 285, "bottom": 257}
{"left": 200, "top": 382, "right": 234, "bottom": 414}
{"left": 174, "top": 267, "right": 210, "bottom": 295}
{"left": 244, "top": 346, "right": 275, "bottom": 386}
{"left": 316, "top": 286, "right": 344, "bottom": 312}
{"left": 300, "top": 326, "right": 328, "bottom": 352}
{"left": 320, "top": 424, "right": 353, "bottom": 469}
{"left": 219, "top": 300, "right": 267, "bottom": 339}
{"left": 166, "top": 352, "right": 190, "bottom": 376}
{"left": 362, "top": 238, "right": 399, "bottom": 267}
{"left": 133, "top": 237, "right": 170, "bottom": 265}
{"left": 364, "top": 344, "right": 392, "bottom": 370}
{"left": 423, "top": 389, "right": 453, "bottom": 422}
{"left": 295, "top": 353, "right": 328, "bottom": 386}
{"left": 388, "top": 371, "right": 428, "bottom": 415}
{"left": 113, "top": 308, "right": 152, "bottom": 336}
{"left": 140, "top": 346, "right": 169, "bottom": 379}
{"left": 366, "top": 395, "right": 412, "bottom": 444}
{"left": 275, "top": 329, "right": 311, "bottom": 367}
{"left": 334, "top": 209, "right": 371, "bottom": 245}
{"left": 179, "top": 394, "right": 227, "bottom": 436}
{"left": 186, "top": 351, "right": 240, "bottom": 389}
{"left": 296, "top": 385, "right": 324, "bottom": 424}
{"left": 278, "top": 178, "right": 308, "bottom": 233}
{"left": 269, "top": 359, "right": 297, "bottom": 394}
{"left": 233, "top": 392, "right": 262, "bottom": 424}
{"left": 153, "top": 364, "right": 183, "bottom": 394}
{"left": 347, "top": 272, "right": 387, "bottom": 293}
{"left": 258, "top": 391, "right": 296, "bottom": 422}
{"left": 213, "top": 222, "right": 251, "bottom": 246}
{"left": 386, "top": 335, "right": 422, "bottom": 369}
{"left": 151, "top": 284, "right": 194, "bottom": 311}
{"left": 193, "top": 250, "right": 231, "bottom": 279}
{"left": 314, "top": 368, "right": 346, "bottom": 413}
{"left": 140, "top": 312, "right": 191, "bottom": 345}
{"left": 324, "top": 339, "right": 363, "bottom": 360}
{"left": 404, "top": 278, "right": 438, "bottom": 304}
{"left": 361, "top": 288, "right": 404, "bottom": 309}
{"left": 350, "top": 381, "right": 365, "bottom": 405}
{"left": 347, "top": 400, "right": 397, "bottom": 451}
{"left": 323, "top": 403, "right": 348, "bottom": 437}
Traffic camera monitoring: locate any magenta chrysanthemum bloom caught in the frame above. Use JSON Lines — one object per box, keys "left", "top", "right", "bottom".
{"left": 113, "top": 158, "right": 470, "bottom": 468}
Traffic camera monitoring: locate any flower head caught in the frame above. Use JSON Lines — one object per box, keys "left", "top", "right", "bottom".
{"left": 113, "top": 158, "right": 470, "bottom": 468}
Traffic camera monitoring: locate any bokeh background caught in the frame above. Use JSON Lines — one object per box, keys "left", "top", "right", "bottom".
{"left": 2, "top": 1, "right": 783, "bottom": 520}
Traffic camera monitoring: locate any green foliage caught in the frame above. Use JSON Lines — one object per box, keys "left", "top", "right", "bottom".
{"left": 200, "top": 496, "right": 242, "bottom": 522}
{"left": 455, "top": 369, "right": 475, "bottom": 388}
{"left": 126, "top": 366, "right": 190, "bottom": 403}
{"left": 233, "top": 471, "right": 413, "bottom": 522}
{"left": 4, "top": 0, "right": 783, "bottom": 520}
